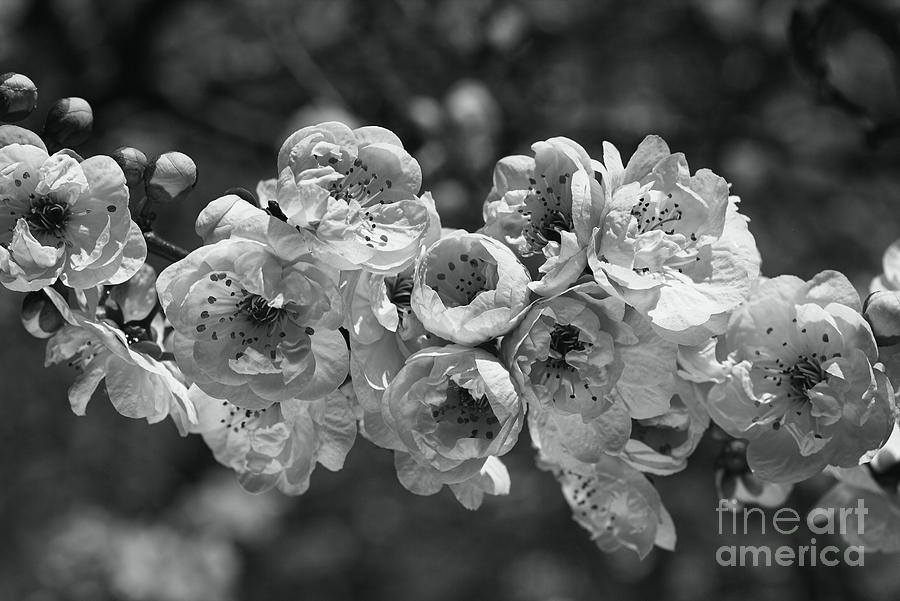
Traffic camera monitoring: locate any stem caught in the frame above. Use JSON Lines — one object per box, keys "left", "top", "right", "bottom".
{"left": 133, "top": 193, "right": 191, "bottom": 262}
{"left": 143, "top": 231, "right": 190, "bottom": 262}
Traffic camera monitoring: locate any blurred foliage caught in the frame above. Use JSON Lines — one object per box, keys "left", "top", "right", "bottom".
{"left": 1, "top": 0, "right": 900, "bottom": 600}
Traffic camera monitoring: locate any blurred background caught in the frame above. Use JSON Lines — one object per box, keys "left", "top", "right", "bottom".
{"left": 2, "top": 0, "right": 900, "bottom": 599}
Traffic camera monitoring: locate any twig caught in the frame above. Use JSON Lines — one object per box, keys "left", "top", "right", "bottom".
{"left": 143, "top": 231, "right": 190, "bottom": 262}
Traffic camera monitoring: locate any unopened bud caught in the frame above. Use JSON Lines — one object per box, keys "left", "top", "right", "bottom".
{"left": 44, "top": 97, "right": 93, "bottom": 148}
{"left": 0, "top": 73, "right": 38, "bottom": 122}
{"left": 864, "top": 290, "right": 900, "bottom": 346}
{"left": 0, "top": 124, "right": 47, "bottom": 151}
{"left": 715, "top": 439, "right": 748, "bottom": 473}
{"left": 144, "top": 151, "right": 197, "bottom": 203}
{"left": 112, "top": 146, "right": 148, "bottom": 186}
{"left": 21, "top": 291, "right": 65, "bottom": 339}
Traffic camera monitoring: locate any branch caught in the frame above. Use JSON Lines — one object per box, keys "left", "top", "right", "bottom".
{"left": 143, "top": 231, "right": 190, "bottom": 262}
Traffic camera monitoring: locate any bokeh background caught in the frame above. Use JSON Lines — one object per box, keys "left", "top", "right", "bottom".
{"left": 2, "top": 0, "right": 900, "bottom": 599}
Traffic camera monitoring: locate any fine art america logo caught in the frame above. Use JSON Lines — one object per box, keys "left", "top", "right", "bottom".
{"left": 716, "top": 500, "right": 867, "bottom": 567}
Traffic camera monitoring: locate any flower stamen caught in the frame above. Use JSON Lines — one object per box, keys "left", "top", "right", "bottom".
{"left": 26, "top": 195, "right": 70, "bottom": 237}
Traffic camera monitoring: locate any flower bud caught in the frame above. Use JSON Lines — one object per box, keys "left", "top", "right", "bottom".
{"left": 20, "top": 291, "right": 65, "bottom": 339}
{"left": 43, "top": 97, "right": 93, "bottom": 148}
{"left": 0, "top": 72, "right": 38, "bottom": 122}
{"left": 111, "top": 146, "right": 148, "bottom": 186}
{"left": 864, "top": 290, "right": 900, "bottom": 346}
{"left": 0, "top": 124, "right": 46, "bottom": 151}
{"left": 144, "top": 151, "right": 197, "bottom": 203}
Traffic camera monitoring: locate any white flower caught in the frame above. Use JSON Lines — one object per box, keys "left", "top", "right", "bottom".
{"left": 588, "top": 136, "right": 760, "bottom": 345}
{"left": 536, "top": 449, "right": 675, "bottom": 558}
{"left": 157, "top": 237, "right": 347, "bottom": 409}
{"left": 410, "top": 231, "right": 531, "bottom": 345}
{"left": 42, "top": 268, "right": 195, "bottom": 432}
{"left": 703, "top": 271, "right": 895, "bottom": 483}
{"left": 480, "top": 138, "right": 603, "bottom": 295}
{"left": 503, "top": 281, "right": 677, "bottom": 423}
{"left": 381, "top": 345, "right": 525, "bottom": 484}
{"left": 260, "top": 122, "right": 439, "bottom": 274}
{"left": 342, "top": 265, "right": 442, "bottom": 450}
{"left": 189, "top": 384, "right": 357, "bottom": 495}
{"left": 0, "top": 144, "right": 145, "bottom": 291}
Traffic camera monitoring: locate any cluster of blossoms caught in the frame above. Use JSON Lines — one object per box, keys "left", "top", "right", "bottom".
{"left": 3, "top": 72, "right": 900, "bottom": 558}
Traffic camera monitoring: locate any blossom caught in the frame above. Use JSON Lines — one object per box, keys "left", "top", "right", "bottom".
{"left": 0, "top": 143, "right": 146, "bottom": 291}
{"left": 189, "top": 383, "right": 357, "bottom": 495}
{"left": 504, "top": 281, "right": 676, "bottom": 423}
{"left": 478, "top": 156, "right": 531, "bottom": 252}
{"left": 342, "top": 265, "right": 442, "bottom": 450}
{"left": 534, "top": 430, "right": 675, "bottom": 558}
{"left": 703, "top": 271, "right": 895, "bottom": 483}
{"left": 257, "top": 121, "right": 438, "bottom": 274}
{"left": 157, "top": 237, "right": 348, "bottom": 409}
{"left": 381, "top": 345, "right": 525, "bottom": 484}
{"left": 588, "top": 136, "right": 760, "bottom": 345}
{"left": 346, "top": 273, "right": 512, "bottom": 507}
{"left": 42, "top": 267, "right": 195, "bottom": 432}
{"left": 480, "top": 138, "right": 602, "bottom": 295}
{"left": 410, "top": 231, "right": 531, "bottom": 345}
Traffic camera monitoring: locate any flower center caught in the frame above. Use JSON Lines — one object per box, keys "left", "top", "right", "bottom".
{"left": 430, "top": 251, "right": 497, "bottom": 307}
{"left": 327, "top": 157, "right": 392, "bottom": 206}
{"left": 432, "top": 381, "right": 499, "bottom": 440}
{"left": 549, "top": 324, "right": 586, "bottom": 358}
{"left": 631, "top": 194, "right": 684, "bottom": 235}
{"left": 787, "top": 356, "right": 825, "bottom": 394}
{"left": 239, "top": 295, "right": 283, "bottom": 326}
{"left": 534, "top": 209, "right": 573, "bottom": 247}
{"left": 387, "top": 272, "right": 417, "bottom": 329}
{"left": 26, "top": 195, "right": 70, "bottom": 237}
{"left": 545, "top": 323, "right": 593, "bottom": 373}
{"left": 759, "top": 353, "right": 828, "bottom": 397}
{"left": 387, "top": 274, "right": 413, "bottom": 310}
{"left": 520, "top": 172, "right": 574, "bottom": 253}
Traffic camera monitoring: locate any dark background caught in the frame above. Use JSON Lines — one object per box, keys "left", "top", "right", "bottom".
{"left": 1, "top": 0, "right": 900, "bottom": 599}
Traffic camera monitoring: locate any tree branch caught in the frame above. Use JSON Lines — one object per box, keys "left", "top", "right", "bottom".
{"left": 143, "top": 231, "right": 190, "bottom": 262}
